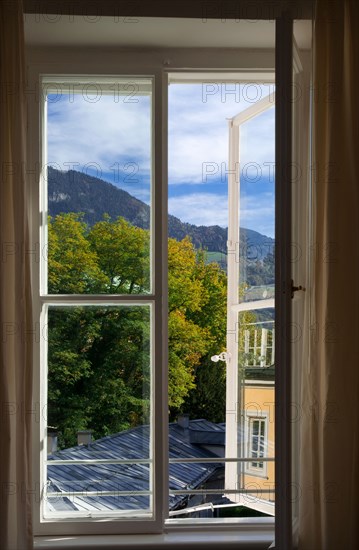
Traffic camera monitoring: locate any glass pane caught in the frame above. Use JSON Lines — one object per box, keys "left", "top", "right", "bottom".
{"left": 238, "top": 104, "right": 276, "bottom": 505}
{"left": 44, "top": 305, "right": 152, "bottom": 517}
{"left": 44, "top": 78, "right": 152, "bottom": 295}
{"left": 239, "top": 109, "right": 275, "bottom": 303}
{"left": 167, "top": 74, "right": 275, "bottom": 519}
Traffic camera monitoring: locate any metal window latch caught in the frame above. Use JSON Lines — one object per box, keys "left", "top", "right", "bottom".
{"left": 291, "top": 279, "right": 305, "bottom": 299}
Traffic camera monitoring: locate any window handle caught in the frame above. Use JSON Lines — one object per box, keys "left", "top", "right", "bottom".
{"left": 291, "top": 279, "right": 305, "bottom": 299}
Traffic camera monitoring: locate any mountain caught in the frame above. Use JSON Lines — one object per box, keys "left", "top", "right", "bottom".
{"left": 47, "top": 167, "right": 274, "bottom": 259}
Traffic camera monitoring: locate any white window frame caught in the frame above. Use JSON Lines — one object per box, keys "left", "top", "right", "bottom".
{"left": 29, "top": 61, "right": 170, "bottom": 536}
{"left": 25, "top": 24, "right": 301, "bottom": 545}
{"left": 225, "top": 94, "right": 275, "bottom": 497}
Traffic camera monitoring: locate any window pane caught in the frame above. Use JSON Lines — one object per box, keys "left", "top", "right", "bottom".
{"left": 44, "top": 305, "right": 152, "bottom": 517}
{"left": 44, "top": 78, "right": 152, "bottom": 295}
{"left": 167, "top": 78, "right": 275, "bottom": 520}
{"left": 236, "top": 105, "right": 275, "bottom": 503}
{"left": 249, "top": 418, "right": 266, "bottom": 469}
{"left": 167, "top": 80, "right": 231, "bottom": 520}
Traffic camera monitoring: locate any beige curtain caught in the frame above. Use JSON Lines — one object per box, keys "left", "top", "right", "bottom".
{"left": 0, "top": 1, "right": 33, "bottom": 549}
{"left": 298, "top": 0, "right": 359, "bottom": 548}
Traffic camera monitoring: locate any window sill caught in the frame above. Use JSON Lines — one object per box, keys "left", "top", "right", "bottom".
{"left": 34, "top": 533, "right": 273, "bottom": 550}
{"left": 34, "top": 523, "right": 274, "bottom": 550}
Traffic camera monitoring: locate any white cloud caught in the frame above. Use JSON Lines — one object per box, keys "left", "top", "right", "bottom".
{"left": 168, "top": 84, "right": 275, "bottom": 184}
{"left": 168, "top": 193, "right": 228, "bottom": 226}
{"left": 168, "top": 191, "right": 275, "bottom": 237}
{"left": 47, "top": 94, "right": 151, "bottom": 173}
{"left": 47, "top": 83, "right": 275, "bottom": 234}
{"left": 48, "top": 84, "right": 274, "bottom": 187}
{"left": 239, "top": 193, "right": 275, "bottom": 236}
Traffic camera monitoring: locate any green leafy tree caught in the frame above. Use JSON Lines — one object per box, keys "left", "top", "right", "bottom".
{"left": 48, "top": 215, "right": 151, "bottom": 447}
{"left": 88, "top": 215, "right": 150, "bottom": 293}
{"left": 181, "top": 250, "right": 227, "bottom": 422}
{"left": 48, "top": 213, "right": 106, "bottom": 293}
{"left": 47, "top": 214, "right": 235, "bottom": 445}
{"left": 184, "top": 276, "right": 257, "bottom": 423}
{"left": 47, "top": 305, "right": 151, "bottom": 448}
{"left": 167, "top": 238, "right": 211, "bottom": 414}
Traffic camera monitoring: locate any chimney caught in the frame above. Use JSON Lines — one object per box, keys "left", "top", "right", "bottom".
{"left": 77, "top": 430, "right": 93, "bottom": 446}
{"left": 177, "top": 414, "right": 190, "bottom": 429}
{"left": 47, "top": 428, "right": 58, "bottom": 454}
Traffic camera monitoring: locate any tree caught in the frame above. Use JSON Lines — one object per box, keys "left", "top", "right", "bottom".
{"left": 181, "top": 250, "right": 228, "bottom": 422}
{"left": 48, "top": 213, "right": 106, "bottom": 293}
{"left": 88, "top": 215, "right": 150, "bottom": 293}
{"left": 47, "top": 214, "right": 233, "bottom": 445}
{"left": 48, "top": 214, "right": 151, "bottom": 447}
{"left": 183, "top": 277, "right": 258, "bottom": 423}
{"left": 167, "top": 238, "right": 211, "bottom": 414}
{"left": 47, "top": 305, "right": 151, "bottom": 448}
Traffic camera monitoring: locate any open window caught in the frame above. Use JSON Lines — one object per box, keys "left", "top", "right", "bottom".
{"left": 25, "top": 13, "right": 312, "bottom": 548}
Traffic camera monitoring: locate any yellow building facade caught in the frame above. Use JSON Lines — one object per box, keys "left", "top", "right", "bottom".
{"left": 241, "top": 366, "right": 275, "bottom": 513}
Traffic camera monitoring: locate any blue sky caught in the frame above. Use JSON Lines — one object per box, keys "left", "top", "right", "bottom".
{"left": 47, "top": 83, "right": 275, "bottom": 237}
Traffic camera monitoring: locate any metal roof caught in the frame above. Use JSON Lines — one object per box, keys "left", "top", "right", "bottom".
{"left": 47, "top": 420, "right": 224, "bottom": 513}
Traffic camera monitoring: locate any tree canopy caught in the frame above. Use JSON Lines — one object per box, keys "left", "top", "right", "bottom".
{"left": 47, "top": 214, "right": 231, "bottom": 447}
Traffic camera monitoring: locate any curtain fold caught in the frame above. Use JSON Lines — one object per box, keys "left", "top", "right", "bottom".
{"left": 298, "top": 0, "right": 359, "bottom": 548}
{"left": 0, "top": 1, "right": 33, "bottom": 549}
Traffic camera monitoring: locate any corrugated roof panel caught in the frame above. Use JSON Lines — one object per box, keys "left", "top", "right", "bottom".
{"left": 47, "top": 420, "right": 224, "bottom": 513}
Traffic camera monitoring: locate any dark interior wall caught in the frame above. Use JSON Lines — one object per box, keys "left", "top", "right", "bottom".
{"left": 23, "top": 0, "right": 314, "bottom": 19}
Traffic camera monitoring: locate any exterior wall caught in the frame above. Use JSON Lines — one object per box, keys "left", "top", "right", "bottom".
{"left": 241, "top": 380, "right": 275, "bottom": 503}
